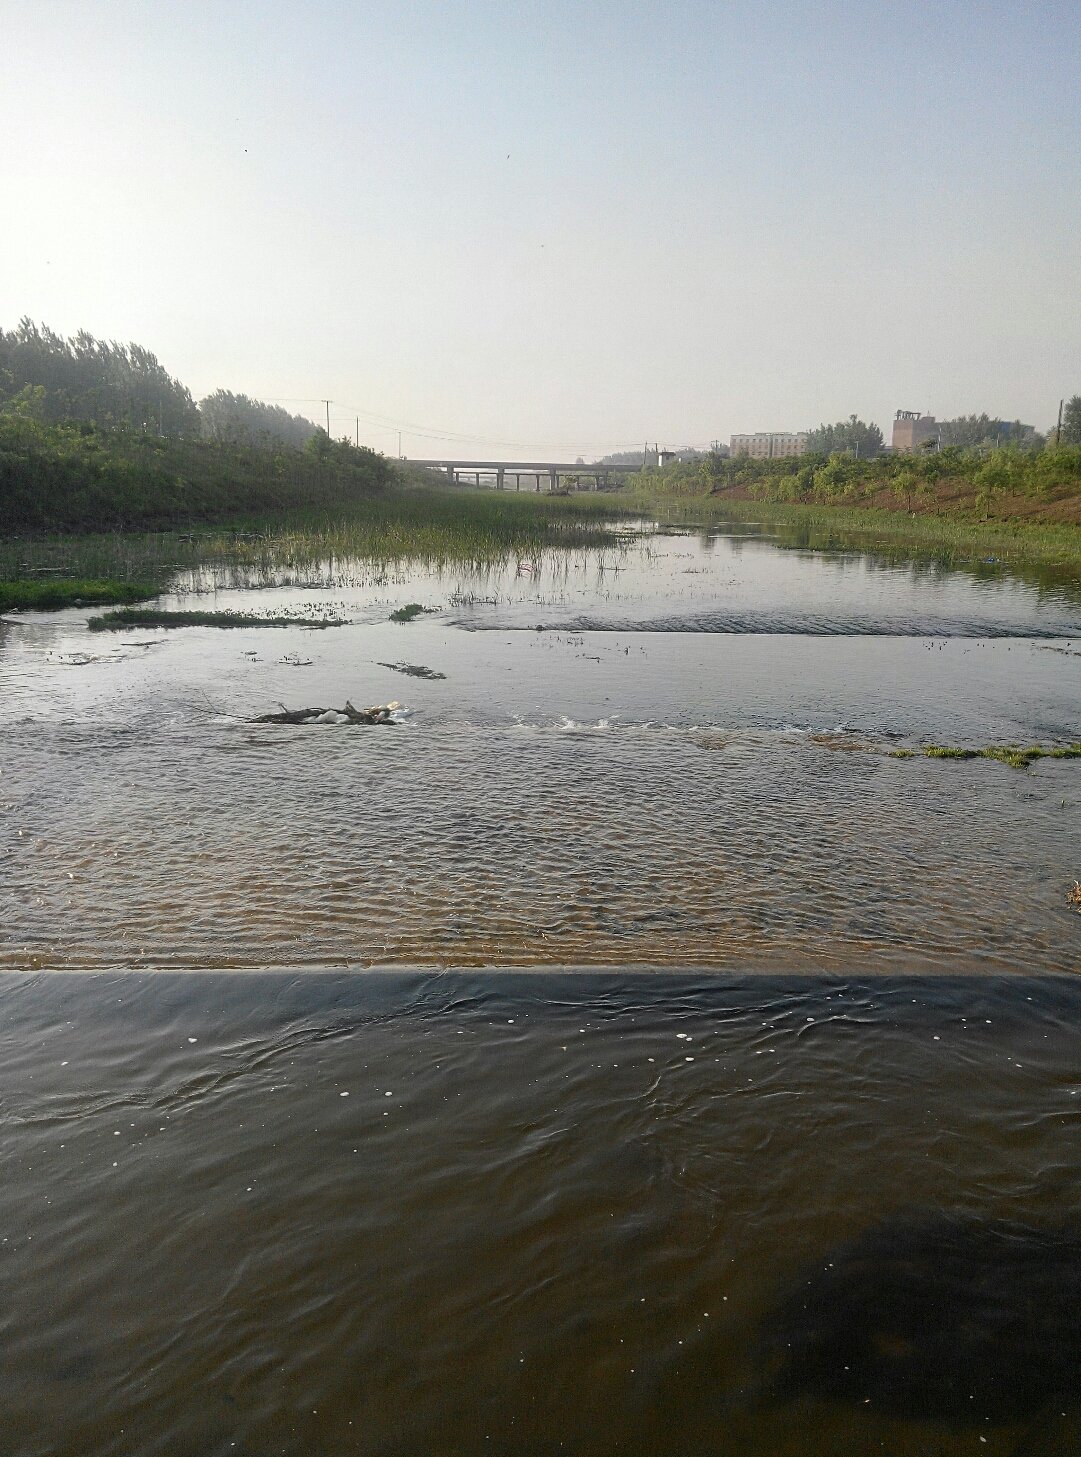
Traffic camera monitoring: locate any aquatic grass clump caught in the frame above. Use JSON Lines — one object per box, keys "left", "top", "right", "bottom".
{"left": 917, "top": 742, "right": 1081, "bottom": 769}
{"left": 389, "top": 603, "right": 434, "bottom": 623}
{"left": 0, "top": 579, "right": 157, "bottom": 613}
{"left": 88, "top": 607, "right": 346, "bottom": 631}
{"left": 1068, "top": 883, "right": 1081, "bottom": 912}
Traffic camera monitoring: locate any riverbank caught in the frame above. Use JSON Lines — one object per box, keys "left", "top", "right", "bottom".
{"left": 620, "top": 476, "right": 1081, "bottom": 575}
{"left": 616, "top": 443, "right": 1081, "bottom": 568}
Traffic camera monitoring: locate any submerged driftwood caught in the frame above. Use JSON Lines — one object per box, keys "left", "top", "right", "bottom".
{"left": 253, "top": 699, "right": 402, "bottom": 726}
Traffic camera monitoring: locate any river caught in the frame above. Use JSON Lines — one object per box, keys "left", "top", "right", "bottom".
{"left": 1, "top": 518, "right": 1080, "bottom": 1454}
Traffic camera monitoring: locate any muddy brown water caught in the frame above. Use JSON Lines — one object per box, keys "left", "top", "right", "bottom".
{"left": 2, "top": 521, "right": 1081, "bottom": 1454}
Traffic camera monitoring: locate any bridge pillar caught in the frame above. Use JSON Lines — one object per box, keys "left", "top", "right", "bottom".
{"left": 496, "top": 467, "right": 505, "bottom": 490}
{"left": 446, "top": 465, "right": 455, "bottom": 487}
{"left": 549, "top": 467, "right": 559, "bottom": 492}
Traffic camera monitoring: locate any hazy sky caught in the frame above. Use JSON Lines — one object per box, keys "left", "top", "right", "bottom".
{"left": 3, "top": 1, "right": 1079, "bottom": 456}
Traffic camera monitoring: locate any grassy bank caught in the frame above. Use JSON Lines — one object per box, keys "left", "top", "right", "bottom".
{"left": 620, "top": 451, "right": 1081, "bottom": 577}
{"left": 0, "top": 415, "right": 393, "bottom": 533}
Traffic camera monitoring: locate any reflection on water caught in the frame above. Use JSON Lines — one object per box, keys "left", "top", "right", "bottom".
{"left": 156, "top": 522, "right": 1081, "bottom": 638}
{"left": 2, "top": 521, "right": 1081, "bottom": 1454}
{"left": 3, "top": 972, "right": 1081, "bottom": 1457}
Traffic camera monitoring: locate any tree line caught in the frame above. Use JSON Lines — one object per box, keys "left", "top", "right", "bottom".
{"left": 0, "top": 319, "right": 394, "bottom": 532}
{"left": 0, "top": 319, "right": 320, "bottom": 448}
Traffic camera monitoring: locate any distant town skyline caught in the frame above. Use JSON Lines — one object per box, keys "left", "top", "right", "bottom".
{"left": 2, "top": 1, "right": 1078, "bottom": 456}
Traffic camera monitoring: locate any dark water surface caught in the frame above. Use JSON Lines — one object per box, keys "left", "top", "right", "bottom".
{"left": 5, "top": 972, "right": 1081, "bottom": 1457}
{"left": 2, "top": 522, "right": 1081, "bottom": 1453}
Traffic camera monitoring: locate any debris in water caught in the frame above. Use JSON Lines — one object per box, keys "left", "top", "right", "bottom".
{"left": 252, "top": 700, "right": 405, "bottom": 726}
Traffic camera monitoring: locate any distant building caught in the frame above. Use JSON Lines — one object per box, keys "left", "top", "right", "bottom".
{"left": 730, "top": 432, "right": 808, "bottom": 459}
{"left": 892, "top": 411, "right": 938, "bottom": 453}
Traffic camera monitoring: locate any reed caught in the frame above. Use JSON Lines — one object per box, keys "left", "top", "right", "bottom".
{"left": 0, "top": 486, "right": 635, "bottom": 606}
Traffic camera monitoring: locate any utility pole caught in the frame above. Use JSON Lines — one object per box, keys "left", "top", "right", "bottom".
{"left": 355, "top": 416, "right": 359, "bottom": 449}
{"left": 398, "top": 430, "right": 402, "bottom": 458}
{"left": 322, "top": 399, "right": 331, "bottom": 436}
{"left": 1057, "top": 398, "right": 1064, "bottom": 445}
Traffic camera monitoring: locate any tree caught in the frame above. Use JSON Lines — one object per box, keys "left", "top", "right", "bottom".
{"left": 938, "top": 414, "right": 1037, "bottom": 449}
{"left": 1061, "top": 396, "right": 1081, "bottom": 445}
{"left": 0, "top": 319, "right": 199, "bottom": 435}
{"left": 804, "top": 415, "right": 883, "bottom": 458}
{"left": 199, "top": 389, "right": 316, "bottom": 448}
{"left": 305, "top": 426, "right": 332, "bottom": 462}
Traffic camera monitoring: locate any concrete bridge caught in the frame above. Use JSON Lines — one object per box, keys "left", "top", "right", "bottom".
{"left": 404, "top": 457, "right": 637, "bottom": 492}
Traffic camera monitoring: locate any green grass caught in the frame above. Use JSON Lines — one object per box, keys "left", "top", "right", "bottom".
{"left": 87, "top": 607, "right": 346, "bottom": 631}
{"left": 915, "top": 742, "right": 1081, "bottom": 768}
{"left": 0, "top": 485, "right": 635, "bottom": 602}
{"left": 0, "top": 578, "right": 157, "bottom": 613}
{"left": 620, "top": 488, "right": 1081, "bottom": 574}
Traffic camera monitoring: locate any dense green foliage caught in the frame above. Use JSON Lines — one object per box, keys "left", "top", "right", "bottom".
{"left": 0, "top": 319, "right": 199, "bottom": 435}
{"left": 0, "top": 413, "right": 392, "bottom": 531}
{"left": 1062, "top": 396, "right": 1081, "bottom": 446}
{"left": 0, "top": 319, "right": 386, "bottom": 531}
{"left": 638, "top": 442, "right": 1081, "bottom": 515}
{"left": 938, "top": 414, "right": 1038, "bottom": 448}
{"left": 199, "top": 390, "right": 316, "bottom": 448}
{"left": 804, "top": 415, "right": 884, "bottom": 458}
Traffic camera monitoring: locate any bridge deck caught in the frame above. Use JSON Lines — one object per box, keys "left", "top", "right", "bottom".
{"left": 404, "top": 458, "right": 634, "bottom": 473}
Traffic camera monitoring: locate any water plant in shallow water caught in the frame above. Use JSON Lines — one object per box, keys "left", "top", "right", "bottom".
{"left": 906, "top": 743, "right": 1081, "bottom": 769}
{"left": 0, "top": 579, "right": 157, "bottom": 613}
{"left": 88, "top": 608, "right": 346, "bottom": 631}
{"left": 389, "top": 603, "right": 434, "bottom": 623}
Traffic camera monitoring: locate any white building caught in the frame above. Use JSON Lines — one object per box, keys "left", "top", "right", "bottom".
{"left": 730, "top": 432, "right": 808, "bottom": 459}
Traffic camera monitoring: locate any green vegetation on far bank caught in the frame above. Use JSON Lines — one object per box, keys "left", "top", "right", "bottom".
{"left": 620, "top": 448, "right": 1081, "bottom": 575}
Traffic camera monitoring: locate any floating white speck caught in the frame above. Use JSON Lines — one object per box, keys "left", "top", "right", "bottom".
{"left": 188, "top": 1037, "right": 197, "bottom": 1044}
{"left": 385, "top": 1091, "right": 392, "bottom": 1097}
{"left": 340, "top": 1091, "right": 349, "bottom": 1097}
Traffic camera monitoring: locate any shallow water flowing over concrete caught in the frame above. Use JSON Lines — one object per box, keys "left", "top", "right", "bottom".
{"left": 1, "top": 520, "right": 1080, "bottom": 1453}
